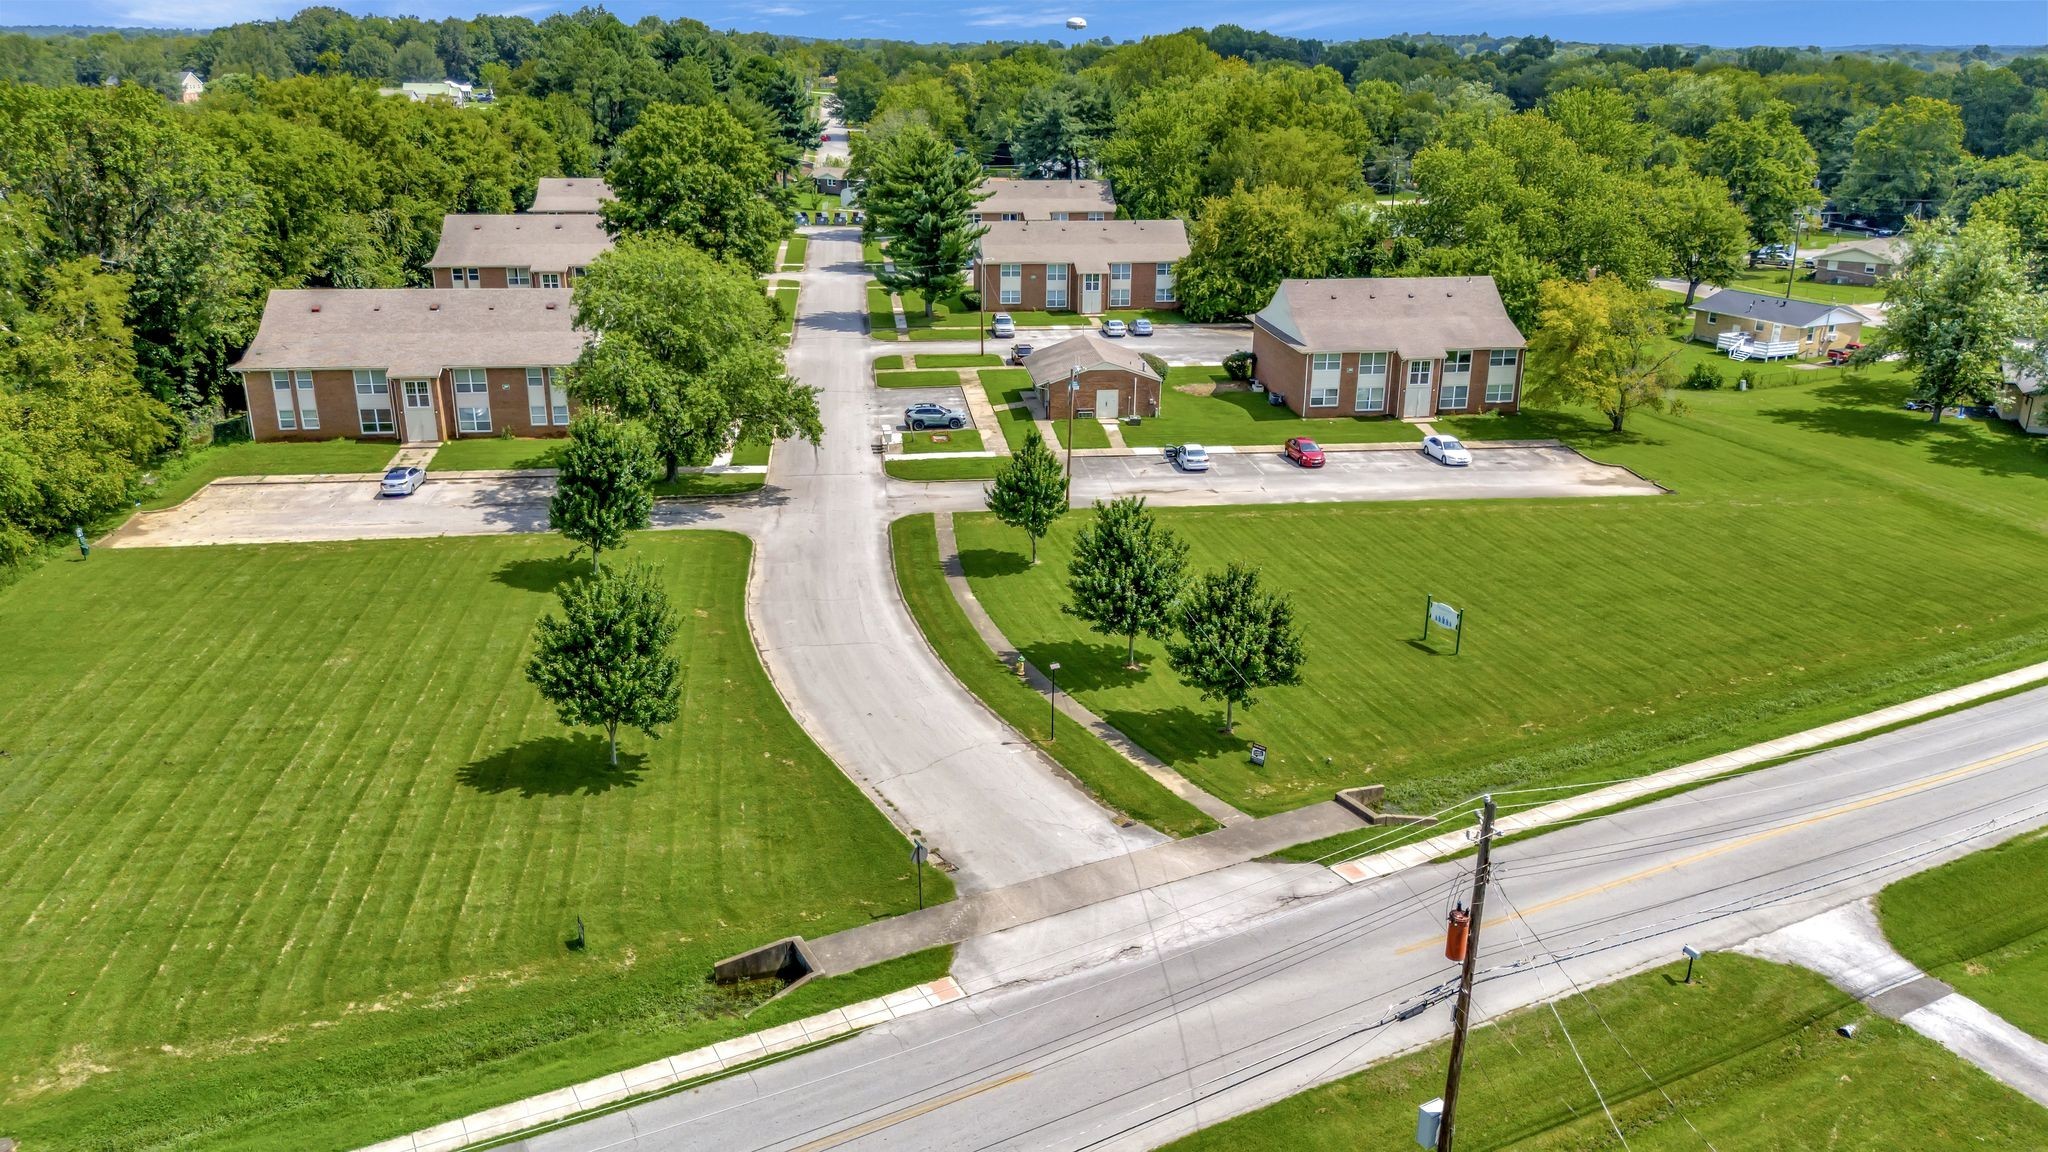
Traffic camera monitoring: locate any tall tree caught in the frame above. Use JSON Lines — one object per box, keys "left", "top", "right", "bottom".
{"left": 1699, "top": 99, "right": 1821, "bottom": 249}
{"left": 1065, "top": 496, "right": 1190, "bottom": 668}
{"left": 1164, "top": 563, "right": 1306, "bottom": 733}
{"left": 1861, "top": 217, "right": 2034, "bottom": 423}
{"left": 829, "top": 57, "right": 886, "bottom": 124}
{"left": 1647, "top": 171, "right": 1752, "bottom": 305}
{"left": 550, "top": 412, "right": 654, "bottom": 571}
{"left": 1836, "top": 97, "right": 1971, "bottom": 225}
{"left": 858, "top": 121, "right": 987, "bottom": 317}
{"left": 602, "top": 102, "right": 785, "bottom": 272}
{"left": 526, "top": 562, "right": 683, "bottom": 768}
{"left": 984, "top": 428, "right": 1067, "bottom": 564}
{"left": 1525, "top": 275, "right": 1683, "bottom": 433}
{"left": 1176, "top": 185, "right": 1333, "bottom": 322}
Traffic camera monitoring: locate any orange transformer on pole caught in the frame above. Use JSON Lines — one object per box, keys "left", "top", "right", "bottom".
{"left": 1445, "top": 904, "right": 1471, "bottom": 963}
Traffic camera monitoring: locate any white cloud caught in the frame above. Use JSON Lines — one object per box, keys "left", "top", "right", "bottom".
{"left": 112, "top": 0, "right": 291, "bottom": 27}
{"left": 757, "top": 3, "right": 808, "bottom": 14}
{"left": 961, "top": 5, "right": 1078, "bottom": 29}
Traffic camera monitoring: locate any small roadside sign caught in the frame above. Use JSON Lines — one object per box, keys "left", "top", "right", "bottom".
{"left": 1420, "top": 595, "right": 1466, "bottom": 655}
{"left": 910, "top": 839, "right": 929, "bottom": 909}
{"left": 1249, "top": 743, "right": 1268, "bottom": 767}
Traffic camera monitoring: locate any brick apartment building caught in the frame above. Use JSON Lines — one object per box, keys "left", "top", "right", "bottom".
{"left": 427, "top": 214, "right": 612, "bottom": 289}
{"left": 975, "top": 220, "right": 1190, "bottom": 316}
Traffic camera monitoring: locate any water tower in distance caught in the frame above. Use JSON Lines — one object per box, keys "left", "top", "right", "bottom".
{"left": 1066, "top": 16, "right": 1087, "bottom": 30}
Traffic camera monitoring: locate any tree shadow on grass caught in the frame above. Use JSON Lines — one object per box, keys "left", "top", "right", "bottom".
{"left": 460, "top": 734, "right": 646, "bottom": 798}
{"left": 958, "top": 547, "right": 1032, "bottom": 578}
{"left": 1106, "top": 705, "right": 1249, "bottom": 762}
{"left": 493, "top": 554, "right": 583, "bottom": 595}
{"left": 1024, "top": 638, "right": 1147, "bottom": 693}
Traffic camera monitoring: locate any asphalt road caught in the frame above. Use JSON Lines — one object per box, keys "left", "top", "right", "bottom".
{"left": 905, "top": 323, "right": 1254, "bottom": 366}
{"left": 520, "top": 685, "right": 2048, "bottom": 1152}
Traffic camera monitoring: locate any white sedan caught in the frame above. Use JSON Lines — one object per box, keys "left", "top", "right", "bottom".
{"left": 1422, "top": 434, "right": 1472, "bottom": 466}
{"left": 380, "top": 466, "right": 426, "bottom": 496}
{"left": 1166, "top": 443, "right": 1211, "bottom": 472}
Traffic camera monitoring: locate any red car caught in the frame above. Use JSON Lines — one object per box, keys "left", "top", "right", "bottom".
{"left": 1285, "top": 437, "right": 1325, "bottom": 468}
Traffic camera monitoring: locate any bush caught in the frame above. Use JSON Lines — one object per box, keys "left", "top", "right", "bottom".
{"left": 1140, "top": 352, "right": 1169, "bottom": 381}
{"left": 960, "top": 289, "right": 982, "bottom": 310}
{"left": 1223, "top": 350, "right": 1256, "bottom": 382}
{"left": 1682, "top": 362, "right": 1724, "bottom": 391}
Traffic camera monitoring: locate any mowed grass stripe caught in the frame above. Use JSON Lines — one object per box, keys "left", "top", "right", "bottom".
{"left": 1, "top": 533, "right": 948, "bottom": 1149}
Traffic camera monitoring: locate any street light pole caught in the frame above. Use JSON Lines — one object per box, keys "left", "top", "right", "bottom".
{"left": 1047, "top": 661, "right": 1061, "bottom": 739}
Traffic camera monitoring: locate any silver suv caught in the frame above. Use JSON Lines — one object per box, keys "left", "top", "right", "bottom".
{"left": 904, "top": 403, "right": 968, "bottom": 430}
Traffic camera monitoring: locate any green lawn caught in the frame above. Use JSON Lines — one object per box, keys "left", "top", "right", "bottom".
{"left": 652, "top": 472, "right": 765, "bottom": 498}
{"left": 1049, "top": 415, "right": 1111, "bottom": 450}
{"left": 980, "top": 368, "right": 1042, "bottom": 454}
{"left": 892, "top": 515, "right": 1217, "bottom": 837}
{"left": 902, "top": 429, "right": 985, "bottom": 454}
{"left": 140, "top": 439, "right": 397, "bottom": 510}
{"left": 874, "top": 354, "right": 905, "bottom": 371}
{"left": 0, "top": 533, "right": 949, "bottom": 1150}
{"left": 1099, "top": 308, "right": 1190, "bottom": 326}
{"left": 862, "top": 238, "right": 884, "bottom": 270}
{"left": 884, "top": 457, "right": 1004, "bottom": 482}
{"left": 876, "top": 369, "right": 964, "bottom": 389}
{"left": 1165, "top": 365, "right": 1232, "bottom": 388}
{"left": 867, "top": 282, "right": 898, "bottom": 337}
{"left": 771, "top": 281, "right": 800, "bottom": 341}
{"left": 899, "top": 288, "right": 978, "bottom": 331}
{"left": 1879, "top": 828, "right": 2048, "bottom": 1041}
{"left": 1717, "top": 266, "right": 1889, "bottom": 307}
{"left": 913, "top": 353, "right": 1005, "bottom": 369}
{"left": 956, "top": 364, "right": 2048, "bottom": 817}
{"left": 781, "top": 234, "right": 808, "bottom": 269}
{"left": 729, "top": 437, "right": 771, "bottom": 467}
{"left": 431, "top": 436, "right": 566, "bottom": 471}
{"left": 1119, "top": 388, "right": 1420, "bottom": 449}
{"left": 1166, "top": 954, "right": 2046, "bottom": 1151}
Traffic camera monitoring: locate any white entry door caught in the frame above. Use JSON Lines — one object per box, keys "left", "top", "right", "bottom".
{"left": 401, "top": 380, "right": 439, "bottom": 442}
{"left": 1402, "top": 362, "right": 1435, "bottom": 419}
{"left": 1080, "top": 273, "right": 1103, "bottom": 314}
{"left": 1095, "top": 389, "right": 1119, "bottom": 419}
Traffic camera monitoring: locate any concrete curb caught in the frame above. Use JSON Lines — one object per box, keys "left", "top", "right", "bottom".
{"left": 1331, "top": 658, "right": 2048, "bottom": 884}
{"left": 356, "top": 977, "right": 966, "bottom": 1152}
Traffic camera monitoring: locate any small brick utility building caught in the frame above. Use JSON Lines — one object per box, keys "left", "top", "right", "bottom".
{"left": 232, "top": 289, "right": 586, "bottom": 444}
{"left": 1027, "top": 333, "right": 1162, "bottom": 421}
{"left": 1251, "top": 277, "right": 1527, "bottom": 420}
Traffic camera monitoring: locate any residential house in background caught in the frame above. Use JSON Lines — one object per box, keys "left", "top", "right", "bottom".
{"left": 388, "top": 79, "right": 478, "bottom": 105}
{"left": 232, "top": 289, "right": 585, "bottom": 445}
{"left": 177, "top": 70, "right": 204, "bottom": 103}
{"left": 975, "top": 220, "right": 1189, "bottom": 316}
{"left": 1250, "top": 277, "right": 1526, "bottom": 420}
{"left": 1998, "top": 352, "right": 2045, "bottom": 435}
{"left": 1686, "top": 289, "right": 1865, "bottom": 360}
{"left": 427, "top": 214, "right": 611, "bottom": 289}
{"left": 1808, "top": 237, "right": 1902, "bottom": 286}
{"left": 1025, "top": 333, "right": 1162, "bottom": 420}
{"left": 975, "top": 179, "right": 1116, "bottom": 222}
{"left": 530, "top": 177, "right": 614, "bottom": 214}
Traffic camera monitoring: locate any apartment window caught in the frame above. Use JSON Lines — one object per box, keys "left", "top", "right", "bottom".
{"left": 1154, "top": 262, "right": 1176, "bottom": 303}
{"left": 1045, "top": 264, "right": 1068, "bottom": 309}
{"left": 451, "top": 267, "right": 479, "bottom": 288}
{"left": 1050, "top": 211, "right": 1069, "bottom": 221}
{"left": 293, "top": 368, "right": 319, "bottom": 430}
{"left": 999, "top": 263, "right": 1022, "bottom": 306}
{"left": 526, "top": 367, "right": 569, "bottom": 426}
{"left": 1863, "top": 263, "right": 1877, "bottom": 274}
{"left": 1706, "top": 312, "right": 1719, "bottom": 324}
{"left": 1355, "top": 352, "right": 1388, "bottom": 412}
{"left": 506, "top": 267, "right": 531, "bottom": 287}
{"left": 1407, "top": 358, "right": 1434, "bottom": 389}
{"left": 570, "top": 266, "right": 585, "bottom": 279}
{"left": 1108, "top": 263, "right": 1131, "bottom": 308}
{"left": 353, "top": 369, "right": 393, "bottom": 434}
{"left": 1309, "top": 352, "right": 1341, "bottom": 408}
{"left": 551, "top": 375, "right": 570, "bottom": 425}
{"left": 1485, "top": 350, "right": 1518, "bottom": 404}
{"left": 453, "top": 368, "right": 492, "bottom": 433}
{"left": 536, "top": 272, "right": 563, "bottom": 289}
{"left": 271, "top": 370, "right": 296, "bottom": 431}
{"left": 1086, "top": 212, "right": 1107, "bottom": 221}
{"left": 1439, "top": 378, "right": 1470, "bottom": 409}
{"left": 1444, "top": 351, "right": 1472, "bottom": 379}
{"left": 1002, "top": 213, "right": 1023, "bottom": 222}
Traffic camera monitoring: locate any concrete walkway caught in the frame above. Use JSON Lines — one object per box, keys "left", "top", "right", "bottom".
{"left": 957, "top": 380, "right": 1010, "bottom": 455}
{"left": 931, "top": 512, "right": 1248, "bottom": 829}
{"left": 1739, "top": 900, "right": 2048, "bottom": 1107}
{"left": 808, "top": 800, "right": 1360, "bottom": 973}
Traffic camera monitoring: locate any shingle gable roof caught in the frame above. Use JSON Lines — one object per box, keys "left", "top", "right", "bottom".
{"left": 1688, "top": 288, "right": 1866, "bottom": 329}
{"left": 1025, "top": 333, "right": 1160, "bottom": 387}
{"left": 428, "top": 214, "right": 611, "bottom": 272}
{"left": 979, "top": 178, "right": 1116, "bottom": 217}
{"left": 530, "top": 177, "right": 614, "bottom": 214}
{"left": 230, "top": 289, "right": 586, "bottom": 378}
{"left": 1253, "top": 277, "right": 1525, "bottom": 360}
{"left": 978, "top": 219, "right": 1190, "bottom": 274}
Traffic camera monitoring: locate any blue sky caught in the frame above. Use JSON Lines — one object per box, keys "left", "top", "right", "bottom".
{"left": 11, "top": 0, "right": 2046, "bottom": 48}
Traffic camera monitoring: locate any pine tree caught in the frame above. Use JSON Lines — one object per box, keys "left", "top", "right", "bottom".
{"left": 1066, "top": 496, "right": 1189, "bottom": 668}
{"left": 1164, "top": 563, "right": 1307, "bottom": 733}
{"left": 984, "top": 428, "right": 1068, "bottom": 564}
{"left": 860, "top": 122, "right": 987, "bottom": 316}
{"left": 525, "top": 563, "right": 683, "bottom": 767}
{"left": 549, "top": 411, "right": 655, "bottom": 571}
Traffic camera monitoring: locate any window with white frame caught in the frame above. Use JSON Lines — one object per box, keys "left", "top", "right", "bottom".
{"left": 354, "top": 369, "right": 393, "bottom": 433}
{"left": 507, "top": 267, "right": 531, "bottom": 287}
{"left": 451, "top": 267, "right": 479, "bottom": 288}
{"left": 1045, "top": 264, "right": 1068, "bottom": 309}
{"left": 1407, "top": 358, "right": 1434, "bottom": 390}
{"left": 1086, "top": 212, "right": 1106, "bottom": 221}
{"left": 293, "top": 368, "right": 318, "bottom": 429}
{"left": 1441, "top": 351, "right": 1472, "bottom": 407}
{"left": 1309, "top": 352, "right": 1341, "bottom": 407}
{"left": 1355, "top": 352, "right": 1388, "bottom": 412}
{"left": 271, "top": 370, "right": 297, "bottom": 430}
{"left": 453, "top": 368, "right": 492, "bottom": 432}
{"left": 1154, "top": 263, "right": 1176, "bottom": 303}
{"left": 550, "top": 371, "right": 569, "bottom": 424}
{"left": 1108, "top": 263, "right": 1131, "bottom": 308}
{"left": 536, "top": 271, "right": 562, "bottom": 289}
{"left": 1485, "top": 349, "right": 1518, "bottom": 403}
{"left": 1050, "top": 211, "right": 1069, "bottom": 221}
{"left": 999, "top": 263, "right": 1022, "bottom": 306}
{"left": 1863, "top": 263, "right": 1876, "bottom": 274}
{"left": 527, "top": 367, "right": 550, "bottom": 425}
{"left": 1002, "top": 212, "right": 1023, "bottom": 222}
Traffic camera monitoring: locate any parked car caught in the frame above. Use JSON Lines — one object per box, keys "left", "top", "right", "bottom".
{"left": 1284, "top": 437, "right": 1325, "bottom": 468}
{"left": 380, "top": 466, "right": 426, "bottom": 496}
{"left": 1164, "top": 443, "right": 1211, "bottom": 472}
{"left": 904, "top": 403, "right": 968, "bottom": 431}
{"left": 1010, "top": 342, "right": 1034, "bottom": 364}
{"left": 1826, "top": 348, "right": 1852, "bottom": 365}
{"left": 1101, "top": 319, "right": 1128, "bottom": 337}
{"left": 1130, "top": 318, "right": 1153, "bottom": 336}
{"left": 990, "top": 312, "right": 1016, "bottom": 338}
{"left": 820, "top": 132, "right": 831, "bottom": 144}
{"left": 1422, "top": 434, "right": 1472, "bottom": 467}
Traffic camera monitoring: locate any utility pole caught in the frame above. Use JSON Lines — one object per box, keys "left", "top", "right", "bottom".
{"left": 1436, "top": 795, "right": 1496, "bottom": 1152}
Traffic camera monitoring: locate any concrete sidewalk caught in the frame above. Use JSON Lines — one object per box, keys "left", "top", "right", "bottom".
{"left": 1740, "top": 900, "right": 2048, "bottom": 1107}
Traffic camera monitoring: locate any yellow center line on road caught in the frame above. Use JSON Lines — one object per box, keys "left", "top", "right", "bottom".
{"left": 1395, "top": 737, "right": 2048, "bottom": 956}
{"left": 789, "top": 1069, "right": 1035, "bottom": 1151}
